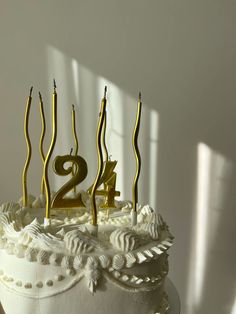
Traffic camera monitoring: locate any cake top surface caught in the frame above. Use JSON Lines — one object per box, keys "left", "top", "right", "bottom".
{"left": 0, "top": 192, "right": 173, "bottom": 257}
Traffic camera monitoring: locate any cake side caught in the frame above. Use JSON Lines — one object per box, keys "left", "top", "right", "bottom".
{"left": 0, "top": 250, "right": 169, "bottom": 314}
{"left": 0, "top": 197, "right": 173, "bottom": 314}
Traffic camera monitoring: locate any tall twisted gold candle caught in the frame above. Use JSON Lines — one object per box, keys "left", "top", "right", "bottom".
{"left": 44, "top": 80, "right": 58, "bottom": 222}
{"left": 39, "top": 92, "right": 46, "bottom": 195}
{"left": 101, "top": 108, "right": 108, "bottom": 162}
{"left": 22, "top": 86, "right": 33, "bottom": 207}
{"left": 132, "top": 92, "right": 142, "bottom": 225}
{"left": 71, "top": 105, "right": 79, "bottom": 155}
{"left": 90, "top": 86, "right": 107, "bottom": 228}
{"left": 71, "top": 105, "right": 79, "bottom": 194}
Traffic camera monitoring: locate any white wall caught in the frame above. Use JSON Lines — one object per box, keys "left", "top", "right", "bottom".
{"left": 0, "top": 1, "right": 236, "bottom": 313}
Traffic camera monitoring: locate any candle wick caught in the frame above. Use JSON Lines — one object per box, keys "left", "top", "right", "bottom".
{"left": 53, "top": 79, "right": 57, "bottom": 92}
{"left": 72, "top": 104, "right": 75, "bottom": 110}
{"left": 39, "top": 92, "right": 43, "bottom": 103}
{"left": 104, "top": 86, "right": 107, "bottom": 98}
{"left": 70, "top": 148, "right": 73, "bottom": 155}
{"left": 139, "top": 92, "right": 142, "bottom": 101}
{"left": 30, "top": 86, "right": 33, "bottom": 97}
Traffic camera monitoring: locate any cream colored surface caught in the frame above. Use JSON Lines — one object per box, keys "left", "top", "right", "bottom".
{"left": 0, "top": 1, "right": 236, "bottom": 313}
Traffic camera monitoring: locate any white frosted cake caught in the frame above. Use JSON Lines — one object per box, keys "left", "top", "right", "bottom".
{"left": 0, "top": 85, "right": 174, "bottom": 313}
{"left": 0, "top": 193, "right": 173, "bottom": 314}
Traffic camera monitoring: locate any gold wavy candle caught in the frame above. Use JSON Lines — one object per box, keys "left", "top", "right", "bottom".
{"left": 71, "top": 105, "right": 79, "bottom": 156}
{"left": 132, "top": 92, "right": 142, "bottom": 214}
{"left": 39, "top": 92, "right": 46, "bottom": 195}
{"left": 90, "top": 86, "right": 107, "bottom": 226}
{"left": 101, "top": 108, "right": 108, "bottom": 162}
{"left": 71, "top": 105, "right": 79, "bottom": 194}
{"left": 22, "top": 86, "right": 33, "bottom": 207}
{"left": 44, "top": 80, "right": 58, "bottom": 220}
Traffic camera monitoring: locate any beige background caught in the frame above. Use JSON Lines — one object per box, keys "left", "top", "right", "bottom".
{"left": 0, "top": 1, "right": 236, "bottom": 313}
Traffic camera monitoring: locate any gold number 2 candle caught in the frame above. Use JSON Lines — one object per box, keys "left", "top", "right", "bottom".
{"left": 51, "top": 153, "right": 88, "bottom": 208}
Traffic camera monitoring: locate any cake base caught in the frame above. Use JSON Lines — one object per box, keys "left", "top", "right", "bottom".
{"left": 0, "top": 285, "right": 170, "bottom": 314}
{"left": 0, "top": 202, "right": 173, "bottom": 314}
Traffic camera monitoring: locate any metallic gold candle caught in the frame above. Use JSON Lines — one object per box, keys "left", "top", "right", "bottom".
{"left": 39, "top": 92, "right": 46, "bottom": 195}
{"left": 90, "top": 86, "right": 107, "bottom": 227}
{"left": 44, "top": 80, "right": 58, "bottom": 221}
{"left": 71, "top": 105, "right": 79, "bottom": 156}
{"left": 71, "top": 105, "right": 79, "bottom": 194}
{"left": 96, "top": 160, "right": 120, "bottom": 209}
{"left": 51, "top": 150, "right": 88, "bottom": 209}
{"left": 132, "top": 92, "right": 142, "bottom": 225}
{"left": 22, "top": 86, "right": 33, "bottom": 207}
{"left": 101, "top": 107, "right": 108, "bottom": 162}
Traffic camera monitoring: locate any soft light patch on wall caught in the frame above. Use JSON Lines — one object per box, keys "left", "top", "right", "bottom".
{"left": 194, "top": 142, "right": 211, "bottom": 306}
{"left": 187, "top": 142, "right": 234, "bottom": 313}
{"left": 149, "top": 109, "right": 159, "bottom": 209}
{"left": 71, "top": 59, "right": 80, "bottom": 106}
{"left": 231, "top": 295, "right": 236, "bottom": 314}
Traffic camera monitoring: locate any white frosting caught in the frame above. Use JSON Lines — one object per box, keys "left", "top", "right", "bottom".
{"left": 110, "top": 228, "right": 140, "bottom": 252}
{"left": 0, "top": 197, "right": 173, "bottom": 314}
{"left": 0, "top": 202, "right": 20, "bottom": 213}
{"left": 64, "top": 229, "right": 105, "bottom": 254}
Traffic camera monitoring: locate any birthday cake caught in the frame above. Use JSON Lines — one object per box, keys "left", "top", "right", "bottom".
{"left": 0, "top": 85, "right": 174, "bottom": 314}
